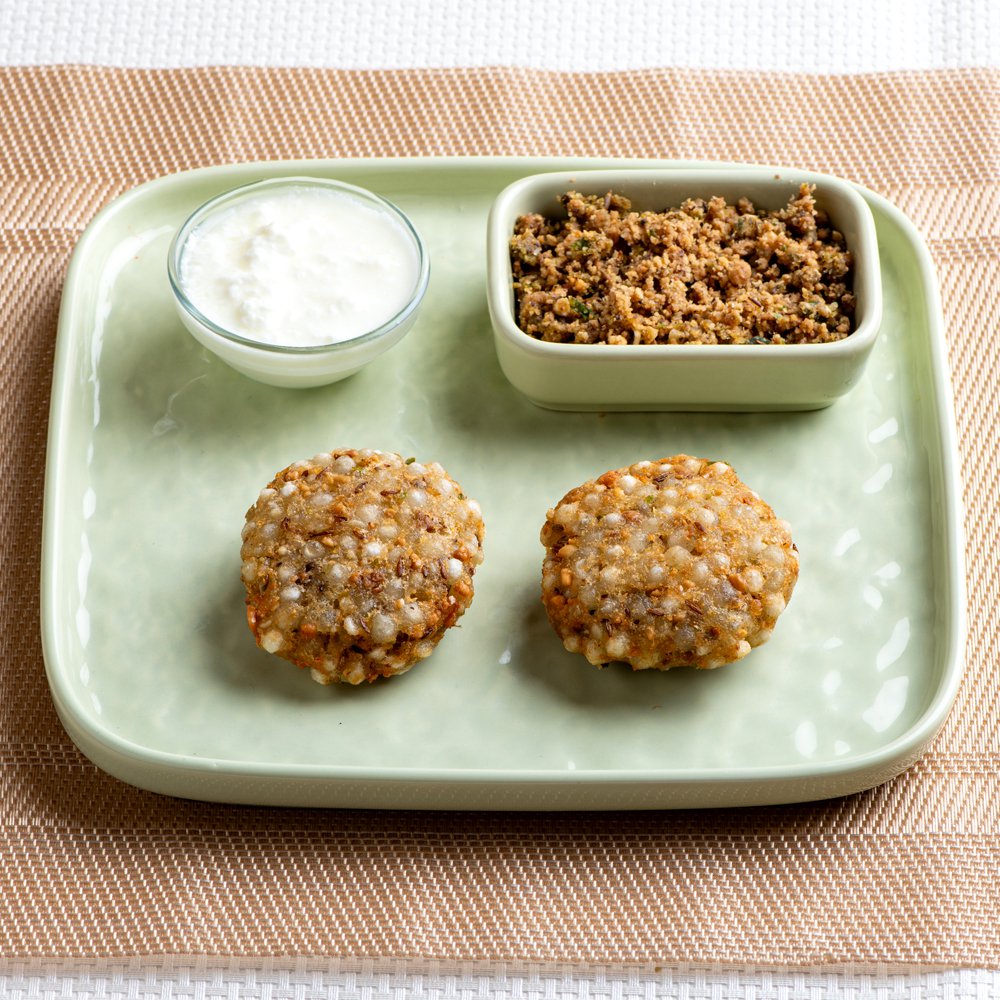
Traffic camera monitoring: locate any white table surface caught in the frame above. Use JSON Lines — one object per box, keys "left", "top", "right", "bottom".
{"left": 1, "top": 0, "right": 997, "bottom": 996}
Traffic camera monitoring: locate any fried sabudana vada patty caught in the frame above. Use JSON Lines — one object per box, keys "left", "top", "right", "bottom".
{"left": 540, "top": 455, "right": 798, "bottom": 671}
{"left": 241, "top": 448, "right": 485, "bottom": 685}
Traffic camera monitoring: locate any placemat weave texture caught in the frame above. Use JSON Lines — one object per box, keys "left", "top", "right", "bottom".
{"left": 1, "top": 66, "right": 997, "bottom": 965}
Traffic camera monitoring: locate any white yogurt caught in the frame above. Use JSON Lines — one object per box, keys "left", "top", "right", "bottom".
{"left": 179, "top": 184, "right": 421, "bottom": 348}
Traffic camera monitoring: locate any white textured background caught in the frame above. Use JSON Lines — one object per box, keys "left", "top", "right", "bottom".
{"left": 2, "top": 960, "right": 1000, "bottom": 1000}
{"left": 0, "top": 0, "right": 997, "bottom": 70}
{"left": 2, "top": 0, "right": 998, "bottom": 996}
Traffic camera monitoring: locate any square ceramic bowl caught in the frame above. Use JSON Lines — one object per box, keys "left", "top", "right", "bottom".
{"left": 485, "top": 166, "right": 882, "bottom": 411}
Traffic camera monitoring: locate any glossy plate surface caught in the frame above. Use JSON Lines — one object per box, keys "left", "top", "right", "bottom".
{"left": 41, "top": 158, "right": 964, "bottom": 809}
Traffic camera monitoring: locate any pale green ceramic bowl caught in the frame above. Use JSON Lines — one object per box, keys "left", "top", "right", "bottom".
{"left": 168, "top": 176, "right": 430, "bottom": 388}
{"left": 486, "top": 166, "right": 882, "bottom": 411}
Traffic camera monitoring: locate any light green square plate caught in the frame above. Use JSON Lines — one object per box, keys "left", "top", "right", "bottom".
{"left": 41, "top": 158, "right": 964, "bottom": 809}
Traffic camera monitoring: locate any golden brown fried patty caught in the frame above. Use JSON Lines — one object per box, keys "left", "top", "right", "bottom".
{"left": 241, "top": 448, "right": 485, "bottom": 684}
{"left": 540, "top": 455, "right": 798, "bottom": 670}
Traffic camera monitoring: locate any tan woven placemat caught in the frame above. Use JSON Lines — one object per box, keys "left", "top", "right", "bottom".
{"left": 1, "top": 66, "right": 997, "bottom": 965}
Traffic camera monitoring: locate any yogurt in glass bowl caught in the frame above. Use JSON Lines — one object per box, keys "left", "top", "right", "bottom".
{"left": 168, "top": 176, "right": 429, "bottom": 388}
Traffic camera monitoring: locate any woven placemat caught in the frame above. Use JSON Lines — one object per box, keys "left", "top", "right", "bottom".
{"left": 1, "top": 66, "right": 997, "bottom": 965}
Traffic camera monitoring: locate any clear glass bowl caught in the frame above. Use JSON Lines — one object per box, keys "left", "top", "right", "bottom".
{"left": 168, "top": 176, "right": 429, "bottom": 388}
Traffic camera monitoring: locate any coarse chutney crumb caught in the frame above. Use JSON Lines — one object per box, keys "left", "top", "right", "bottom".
{"left": 241, "top": 448, "right": 485, "bottom": 685}
{"left": 510, "top": 184, "right": 855, "bottom": 345}
{"left": 540, "top": 456, "right": 798, "bottom": 671}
